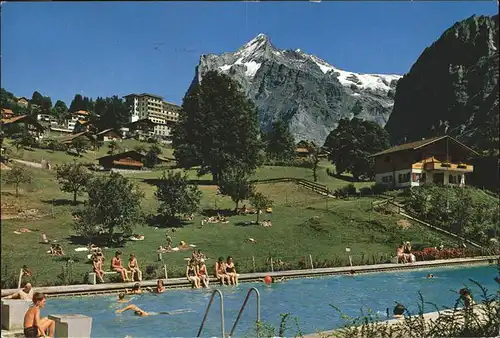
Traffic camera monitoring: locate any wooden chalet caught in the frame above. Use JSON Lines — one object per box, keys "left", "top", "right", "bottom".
{"left": 295, "top": 147, "right": 310, "bottom": 157}
{"left": 370, "top": 135, "right": 479, "bottom": 189}
{"left": 0, "top": 114, "right": 46, "bottom": 138}
{"left": 1, "top": 108, "right": 15, "bottom": 119}
{"left": 96, "top": 128, "right": 122, "bottom": 142}
{"left": 97, "top": 150, "right": 145, "bottom": 170}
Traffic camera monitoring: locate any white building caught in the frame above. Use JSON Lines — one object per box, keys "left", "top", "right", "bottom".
{"left": 67, "top": 110, "right": 89, "bottom": 132}
{"left": 124, "top": 93, "right": 180, "bottom": 139}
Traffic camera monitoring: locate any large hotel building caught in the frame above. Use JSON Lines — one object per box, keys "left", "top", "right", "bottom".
{"left": 124, "top": 93, "right": 181, "bottom": 139}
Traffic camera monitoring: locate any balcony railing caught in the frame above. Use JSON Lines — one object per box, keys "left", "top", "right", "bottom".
{"left": 423, "top": 162, "right": 473, "bottom": 172}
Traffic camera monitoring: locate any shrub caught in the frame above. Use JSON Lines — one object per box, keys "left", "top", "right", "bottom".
{"left": 334, "top": 184, "right": 357, "bottom": 198}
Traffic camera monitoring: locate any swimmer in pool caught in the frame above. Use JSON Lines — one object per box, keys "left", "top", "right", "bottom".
{"left": 427, "top": 274, "right": 434, "bottom": 278}
{"left": 117, "top": 292, "right": 131, "bottom": 303}
{"left": 115, "top": 304, "right": 193, "bottom": 317}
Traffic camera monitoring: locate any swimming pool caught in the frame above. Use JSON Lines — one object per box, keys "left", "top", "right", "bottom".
{"left": 42, "top": 264, "right": 498, "bottom": 337}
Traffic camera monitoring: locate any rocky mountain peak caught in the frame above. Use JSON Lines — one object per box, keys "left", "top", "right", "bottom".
{"left": 194, "top": 33, "right": 402, "bottom": 144}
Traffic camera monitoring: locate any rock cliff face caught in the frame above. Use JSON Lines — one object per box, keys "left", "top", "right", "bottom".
{"left": 194, "top": 34, "right": 401, "bottom": 144}
{"left": 385, "top": 15, "right": 499, "bottom": 153}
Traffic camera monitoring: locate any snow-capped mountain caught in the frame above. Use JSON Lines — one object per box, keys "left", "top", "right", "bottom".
{"left": 193, "top": 33, "right": 402, "bottom": 144}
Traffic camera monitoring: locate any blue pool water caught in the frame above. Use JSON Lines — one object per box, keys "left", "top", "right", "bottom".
{"left": 42, "top": 264, "right": 498, "bottom": 337}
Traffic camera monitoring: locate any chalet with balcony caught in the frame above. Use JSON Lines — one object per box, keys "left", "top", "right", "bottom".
{"left": 16, "top": 97, "right": 29, "bottom": 107}
{"left": 370, "top": 135, "right": 478, "bottom": 189}
{"left": 97, "top": 150, "right": 145, "bottom": 170}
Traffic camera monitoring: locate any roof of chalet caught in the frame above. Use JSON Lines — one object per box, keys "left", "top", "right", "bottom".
{"left": 369, "top": 135, "right": 479, "bottom": 157}
{"left": 296, "top": 147, "right": 310, "bottom": 153}
{"left": 96, "top": 150, "right": 145, "bottom": 161}
{"left": 16, "top": 97, "right": 29, "bottom": 101}
{"left": 1, "top": 115, "right": 46, "bottom": 130}
{"left": 96, "top": 128, "right": 121, "bottom": 136}
{"left": 1, "top": 108, "right": 14, "bottom": 116}
{"left": 74, "top": 110, "right": 89, "bottom": 115}
{"left": 59, "top": 131, "right": 95, "bottom": 143}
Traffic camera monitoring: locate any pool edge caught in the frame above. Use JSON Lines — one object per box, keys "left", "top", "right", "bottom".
{"left": 1, "top": 256, "right": 497, "bottom": 298}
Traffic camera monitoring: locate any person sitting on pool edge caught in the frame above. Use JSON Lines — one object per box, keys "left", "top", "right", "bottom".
{"left": 4, "top": 282, "right": 34, "bottom": 301}
{"left": 23, "top": 292, "right": 55, "bottom": 338}
{"left": 225, "top": 256, "right": 239, "bottom": 286}
{"left": 214, "top": 257, "right": 231, "bottom": 285}
{"left": 186, "top": 259, "right": 201, "bottom": 288}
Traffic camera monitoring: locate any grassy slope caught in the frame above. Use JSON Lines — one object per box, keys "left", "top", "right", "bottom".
{"left": 4, "top": 139, "right": 175, "bottom": 166}
{"left": 1, "top": 155, "right": 455, "bottom": 287}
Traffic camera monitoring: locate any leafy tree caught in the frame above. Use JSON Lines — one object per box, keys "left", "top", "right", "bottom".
{"left": 155, "top": 170, "right": 202, "bottom": 222}
{"left": 0, "top": 88, "right": 16, "bottom": 108}
{"left": 4, "top": 165, "right": 33, "bottom": 197}
{"left": 51, "top": 100, "right": 68, "bottom": 118}
{"left": 71, "top": 137, "right": 90, "bottom": 156}
{"left": 55, "top": 162, "right": 93, "bottom": 204}
{"left": 249, "top": 192, "right": 273, "bottom": 223}
{"left": 218, "top": 167, "right": 255, "bottom": 211}
{"left": 40, "top": 96, "right": 52, "bottom": 114}
{"left": 144, "top": 144, "right": 163, "bottom": 168}
{"left": 323, "top": 118, "right": 390, "bottom": 181}
{"left": 172, "top": 70, "right": 262, "bottom": 183}
{"left": 265, "top": 121, "right": 296, "bottom": 162}
{"left": 31, "top": 91, "right": 44, "bottom": 106}
{"left": 73, "top": 172, "right": 144, "bottom": 243}
{"left": 108, "top": 140, "right": 120, "bottom": 155}
{"left": 98, "top": 96, "right": 129, "bottom": 129}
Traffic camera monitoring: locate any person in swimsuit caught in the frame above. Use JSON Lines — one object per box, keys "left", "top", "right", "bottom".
{"left": 128, "top": 254, "right": 142, "bottom": 282}
{"left": 214, "top": 257, "right": 231, "bottom": 285}
{"left": 155, "top": 279, "right": 165, "bottom": 293}
{"left": 23, "top": 292, "right": 55, "bottom": 338}
{"left": 127, "top": 283, "right": 143, "bottom": 295}
{"left": 117, "top": 292, "right": 130, "bottom": 303}
{"left": 111, "top": 251, "right": 130, "bottom": 282}
{"left": 186, "top": 259, "right": 201, "bottom": 288}
{"left": 225, "top": 256, "right": 239, "bottom": 286}
{"left": 93, "top": 257, "right": 105, "bottom": 283}
{"left": 197, "top": 258, "right": 209, "bottom": 288}
{"left": 4, "top": 283, "right": 34, "bottom": 301}
{"left": 116, "top": 304, "right": 192, "bottom": 317}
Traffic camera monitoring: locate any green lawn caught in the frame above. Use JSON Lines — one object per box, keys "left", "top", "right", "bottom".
{"left": 1, "top": 162, "right": 455, "bottom": 288}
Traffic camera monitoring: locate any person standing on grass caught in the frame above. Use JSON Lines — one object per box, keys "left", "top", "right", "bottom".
{"left": 23, "top": 292, "right": 55, "bottom": 338}
{"left": 111, "top": 251, "right": 130, "bottom": 282}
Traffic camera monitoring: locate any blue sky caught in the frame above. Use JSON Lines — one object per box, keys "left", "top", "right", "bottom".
{"left": 1, "top": 1, "right": 497, "bottom": 106}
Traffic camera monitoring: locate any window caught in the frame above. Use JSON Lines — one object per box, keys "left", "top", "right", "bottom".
{"left": 382, "top": 175, "right": 393, "bottom": 183}
{"left": 398, "top": 172, "right": 411, "bottom": 183}
{"left": 449, "top": 175, "right": 457, "bottom": 184}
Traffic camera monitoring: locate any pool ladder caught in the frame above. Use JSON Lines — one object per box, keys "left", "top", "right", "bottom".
{"left": 196, "top": 287, "right": 261, "bottom": 338}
